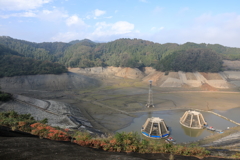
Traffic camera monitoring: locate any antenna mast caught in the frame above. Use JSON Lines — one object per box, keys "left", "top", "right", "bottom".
{"left": 146, "top": 80, "right": 154, "bottom": 108}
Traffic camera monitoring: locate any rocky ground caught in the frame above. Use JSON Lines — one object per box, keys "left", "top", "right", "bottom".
{"left": 0, "top": 96, "right": 77, "bottom": 129}
{"left": 203, "top": 132, "right": 240, "bottom": 150}
{"left": 0, "top": 126, "right": 234, "bottom": 160}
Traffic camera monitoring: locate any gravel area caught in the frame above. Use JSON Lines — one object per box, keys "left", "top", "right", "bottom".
{"left": 14, "top": 94, "right": 49, "bottom": 109}
{"left": 46, "top": 100, "right": 71, "bottom": 115}
{"left": 202, "top": 132, "right": 240, "bottom": 150}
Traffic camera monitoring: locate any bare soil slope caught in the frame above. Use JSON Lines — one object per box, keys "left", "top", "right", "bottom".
{"left": 0, "top": 72, "right": 100, "bottom": 92}
{"left": 69, "top": 67, "right": 238, "bottom": 89}
{"left": 223, "top": 60, "right": 240, "bottom": 70}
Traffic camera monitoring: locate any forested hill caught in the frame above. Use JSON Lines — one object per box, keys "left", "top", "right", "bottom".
{"left": 0, "top": 36, "right": 70, "bottom": 62}
{"left": 1, "top": 36, "right": 240, "bottom": 73}
{"left": 0, "top": 43, "right": 67, "bottom": 77}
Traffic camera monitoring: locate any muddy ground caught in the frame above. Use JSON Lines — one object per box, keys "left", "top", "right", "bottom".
{"left": 5, "top": 75, "right": 240, "bottom": 134}
{"left": 55, "top": 79, "right": 240, "bottom": 133}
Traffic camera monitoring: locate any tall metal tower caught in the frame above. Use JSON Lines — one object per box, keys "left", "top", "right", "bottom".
{"left": 146, "top": 80, "right": 154, "bottom": 108}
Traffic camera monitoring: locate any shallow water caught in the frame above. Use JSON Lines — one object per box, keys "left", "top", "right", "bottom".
{"left": 213, "top": 107, "right": 240, "bottom": 123}
{"left": 116, "top": 109, "right": 236, "bottom": 143}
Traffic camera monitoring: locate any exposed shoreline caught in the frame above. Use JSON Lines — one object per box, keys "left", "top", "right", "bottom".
{"left": 1, "top": 68, "right": 240, "bottom": 149}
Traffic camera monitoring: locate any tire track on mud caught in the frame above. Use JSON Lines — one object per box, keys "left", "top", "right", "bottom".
{"left": 91, "top": 101, "right": 137, "bottom": 118}
{"left": 80, "top": 108, "right": 113, "bottom": 134}
{"left": 66, "top": 92, "right": 113, "bottom": 134}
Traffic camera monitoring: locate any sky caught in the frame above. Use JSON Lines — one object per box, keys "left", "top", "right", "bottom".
{"left": 0, "top": 0, "right": 240, "bottom": 47}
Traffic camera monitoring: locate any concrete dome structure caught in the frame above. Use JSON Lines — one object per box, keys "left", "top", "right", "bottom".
{"left": 180, "top": 110, "right": 207, "bottom": 129}
{"left": 141, "top": 117, "right": 170, "bottom": 139}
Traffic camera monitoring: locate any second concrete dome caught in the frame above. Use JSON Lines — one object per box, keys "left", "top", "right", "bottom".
{"left": 180, "top": 110, "right": 207, "bottom": 129}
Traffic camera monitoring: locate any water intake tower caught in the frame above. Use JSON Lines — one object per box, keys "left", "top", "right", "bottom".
{"left": 180, "top": 110, "right": 207, "bottom": 129}
{"left": 141, "top": 117, "right": 170, "bottom": 139}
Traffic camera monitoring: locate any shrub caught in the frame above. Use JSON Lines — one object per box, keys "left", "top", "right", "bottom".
{"left": 0, "top": 92, "right": 12, "bottom": 101}
{"left": 73, "top": 131, "right": 92, "bottom": 141}
{"left": 30, "top": 122, "right": 49, "bottom": 138}
{"left": 30, "top": 122, "right": 70, "bottom": 141}
{"left": 0, "top": 110, "right": 36, "bottom": 132}
{"left": 231, "top": 152, "right": 240, "bottom": 159}
{"left": 0, "top": 111, "right": 211, "bottom": 157}
{"left": 40, "top": 118, "right": 48, "bottom": 124}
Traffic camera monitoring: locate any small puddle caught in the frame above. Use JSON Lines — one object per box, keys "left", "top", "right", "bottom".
{"left": 116, "top": 109, "right": 236, "bottom": 143}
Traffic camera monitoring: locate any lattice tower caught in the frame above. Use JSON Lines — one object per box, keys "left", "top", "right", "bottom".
{"left": 146, "top": 80, "right": 154, "bottom": 108}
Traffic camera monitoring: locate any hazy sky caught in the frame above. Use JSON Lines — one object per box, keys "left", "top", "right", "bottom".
{"left": 0, "top": 0, "right": 240, "bottom": 47}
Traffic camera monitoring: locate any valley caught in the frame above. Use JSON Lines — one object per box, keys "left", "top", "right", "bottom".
{"left": 1, "top": 66, "right": 240, "bottom": 136}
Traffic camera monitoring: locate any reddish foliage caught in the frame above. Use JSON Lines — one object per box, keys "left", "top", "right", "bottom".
{"left": 110, "top": 139, "right": 117, "bottom": 144}
{"left": 18, "top": 121, "right": 26, "bottom": 127}
{"left": 64, "top": 128, "right": 69, "bottom": 132}
{"left": 30, "top": 122, "right": 70, "bottom": 141}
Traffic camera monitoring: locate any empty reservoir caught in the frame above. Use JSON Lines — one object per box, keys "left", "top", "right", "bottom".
{"left": 117, "top": 109, "right": 237, "bottom": 143}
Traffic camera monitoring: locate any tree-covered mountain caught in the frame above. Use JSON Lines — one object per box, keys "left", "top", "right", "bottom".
{"left": 1, "top": 36, "right": 240, "bottom": 73}
{"left": 155, "top": 48, "right": 223, "bottom": 72}
{"left": 0, "top": 43, "right": 22, "bottom": 56}
{"left": 68, "top": 39, "right": 97, "bottom": 46}
{"left": 0, "top": 43, "right": 67, "bottom": 77}
{"left": 60, "top": 38, "right": 179, "bottom": 68}
{"left": 0, "top": 36, "right": 70, "bottom": 62}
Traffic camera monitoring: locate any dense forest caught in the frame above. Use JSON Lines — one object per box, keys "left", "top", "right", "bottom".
{"left": 0, "top": 44, "right": 67, "bottom": 77}
{"left": 155, "top": 49, "right": 223, "bottom": 72}
{"left": 1, "top": 36, "right": 240, "bottom": 74}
